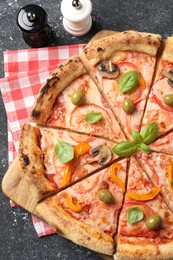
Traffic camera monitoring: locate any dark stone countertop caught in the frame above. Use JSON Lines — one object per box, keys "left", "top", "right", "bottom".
{"left": 0, "top": 0, "right": 173, "bottom": 259}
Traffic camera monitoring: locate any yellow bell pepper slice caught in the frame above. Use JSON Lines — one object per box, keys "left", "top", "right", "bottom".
{"left": 138, "top": 73, "right": 146, "bottom": 88}
{"left": 74, "top": 142, "right": 91, "bottom": 156}
{"left": 110, "top": 162, "right": 125, "bottom": 191}
{"left": 127, "top": 186, "right": 160, "bottom": 201}
{"left": 66, "top": 195, "right": 83, "bottom": 213}
{"left": 167, "top": 164, "right": 173, "bottom": 190}
{"left": 61, "top": 159, "right": 75, "bottom": 187}
{"left": 61, "top": 142, "right": 91, "bottom": 187}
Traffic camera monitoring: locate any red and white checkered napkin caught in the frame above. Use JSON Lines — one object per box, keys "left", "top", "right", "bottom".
{"left": 0, "top": 44, "right": 84, "bottom": 236}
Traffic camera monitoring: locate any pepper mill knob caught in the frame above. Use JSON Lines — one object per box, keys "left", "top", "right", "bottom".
{"left": 17, "top": 4, "right": 52, "bottom": 48}
{"left": 27, "top": 12, "right": 36, "bottom": 21}
{"left": 61, "top": 0, "right": 92, "bottom": 36}
{"left": 72, "top": 0, "right": 82, "bottom": 9}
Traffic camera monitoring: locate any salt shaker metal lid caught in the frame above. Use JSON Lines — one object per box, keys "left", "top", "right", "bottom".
{"left": 17, "top": 4, "right": 52, "bottom": 47}
{"left": 61, "top": 0, "right": 92, "bottom": 36}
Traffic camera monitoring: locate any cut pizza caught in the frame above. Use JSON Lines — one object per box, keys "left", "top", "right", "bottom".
{"left": 4, "top": 30, "right": 173, "bottom": 260}
{"left": 80, "top": 30, "right": 161, "bottom": 140}
{"left": 35, "top": 159, "right": 128, "bottom": 255}
{"left": 150, "top": 131, "right": 173, "bottom": 155}
{"left": 18, "top": 124, "right": 119, "bottom": 201}
{"left": 142, "top": 36, "right": 173, "bottom": 137}
{"left": 29, "top": 55, "right": 125, "bottom": 142}
{"left": 137, "top": 150, "right": 173, "bottom": 211}
{"left": 116, "top": 156, "right": 173, "bottom": 260}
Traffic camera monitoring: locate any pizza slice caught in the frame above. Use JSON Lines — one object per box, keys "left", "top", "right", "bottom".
{"left": 137, "top": 150, "right": 173, "bottom": 211}
{"left": 142, "top": 36, "right": 173, "bottom": 137}
{"left": 150, "top": 131, "right": 173, "bottom": 155}
{"left": 35, "top": 159, "right": 128, "bottom": 255}
{"left": 18, "top": 124, "right": 119, "bottom": 201}
{"left": 80, "top": 30, "right": 161, "bottom": 140}
{"left": 116, "top": 156, "right": 173, "bottom": 260}
{"left": 29, "top": 55, "right": 125, "bottom": 142}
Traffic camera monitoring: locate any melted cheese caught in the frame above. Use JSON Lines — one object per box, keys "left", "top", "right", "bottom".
{"left": 56, "top": 159, "right": 127, "bottom": 236}
{"left": 47, "top": 74, "right": 124, "bottom": 142}
{"left": 150, "top": 132, "right": 173, "bottom": 154}
{"left": 118, "top": 157, "right": 173, "bottom": 241}
{"left": 137, "top": 151, "right": 173, "bottom": 210}
{"left": 142, "top": 77, "right": 173, "bottom": 136}
{"left": 95, "top": 51, "right": 156, "bottom": 139}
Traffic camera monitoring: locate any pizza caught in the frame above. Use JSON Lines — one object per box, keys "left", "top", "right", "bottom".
{"left": 35, "top": 159, "right": 128, "bottom": 255}
{"left": 141, "top": 36, "right": 173, "bottom": 137}
{"left": 19, "top": 124, "right": 119, "bottom": 201}
{"left": 116, "top": 157, "right": 173, "bottom": 260}
{"left": 137, "top": 151, "right": 173, "bottom": 210}
{"left": 5, "top": 30, "right": 173, "bottom": 259}
{"left": 150, "top": 131, "right": 173, "bottom": 155}
{"left": 30, "top": 55, "right": 125, "bottom": 142}
{"left": 81, "top": 30, "right": 161, "bottom": 140}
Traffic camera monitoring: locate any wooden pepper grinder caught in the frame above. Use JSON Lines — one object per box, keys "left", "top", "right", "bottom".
{"left": 17, "top": 4, "right": 52, "bottom": 48}
{"left": 61, "top": 0, "right": 92, "bottom": 36}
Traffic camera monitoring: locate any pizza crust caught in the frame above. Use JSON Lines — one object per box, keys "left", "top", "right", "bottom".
{"left": 35, "top": 196, "right": 115, "bottom": 256}
{"left": 30, "top": 56, "right": 86, "bottom": 124}
{"left": 161, "top": 36, "right": 173, "bottom": 63}
{"left": 81, "top": 30, "right": 162, "bottom": 66}
{"left": 18, "top": 124, "right": 57, "bottom": 199}
{"left": 116, "top": 236, "right": 173, "bottom": 260}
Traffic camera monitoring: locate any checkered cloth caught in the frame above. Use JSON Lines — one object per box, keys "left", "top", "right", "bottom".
{"left": 0, "top": 44, "right": 84, "bottom": 236}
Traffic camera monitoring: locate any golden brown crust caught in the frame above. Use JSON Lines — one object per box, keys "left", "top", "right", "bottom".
{"left": 18, "top": 124, "right": 56, "bottom": 198}
{"left": 81, "top": 30, "right": 162, "bottom": 66}
{"left": 1, "top": 157, "right": 46, "bottom": 212}
{"left": 90, "top": 30, "right": 118, "bottom": 42}
{"left": 116, "top": 235, "right": 173, "bottom": 260}
{"left": 36, "top": 196, "right": 114, "bottom": 255}
{"left": 161, "top": 36, "right": 173, "bottom": 63}
{"left": 30, "top": 56, "right": 86, "bottom": 124}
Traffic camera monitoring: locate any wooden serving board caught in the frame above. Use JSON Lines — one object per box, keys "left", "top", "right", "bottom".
{"left": 2, "top": 30, "right": 118, "bottom": 260}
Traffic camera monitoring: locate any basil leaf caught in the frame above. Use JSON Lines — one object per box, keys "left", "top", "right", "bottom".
{"left": 54, "top": 140, "right": 74, "bottom": 163}
{"left": 139, "top": 143, "right": 151, "bottom": 154}
{"left": 118, "top": 70, "right": 139, "bottom": 94}
{"left": 132, "top": 130, "right": 143, "bottom": 143}
{"left": 85, "top": 111, "right": 102, "bottom": 124}
{"left": 140, "top": 122, "right": 159, "bottom": 145}
{"left": 127, "top": 206, "right": 144, "bottom": 224}
{"left": 112, "top": 141, "right": 138, "bottom": 157}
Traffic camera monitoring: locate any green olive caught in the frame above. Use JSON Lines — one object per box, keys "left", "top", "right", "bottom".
{"left": 71, "top": 90, "right": 84, "bottom": 105}
{"left": 98, "top": 189, "right": 113, "bottom": 204}
{"left": 122, "top": 98, "right": 134, "bottom": 114}
{"left": 163, "top": 94, "right": 173, "bottom": 106}
{"left": 146, "top": 214, "right": 162, "bottom": 230}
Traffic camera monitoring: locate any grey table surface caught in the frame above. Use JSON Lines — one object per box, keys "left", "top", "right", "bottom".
{"left": 0, "top": 0, "right": 173, "bottom": 259}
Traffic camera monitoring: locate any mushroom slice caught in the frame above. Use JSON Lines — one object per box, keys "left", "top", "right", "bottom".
{"left": 86, "top": 145, "right": 112, "bottom": 165}
{"left": 97, "top": 61, "right": 120, "bottom": 79}
{"left": 161, "top": 69, "right": 173, "bottom": 87}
